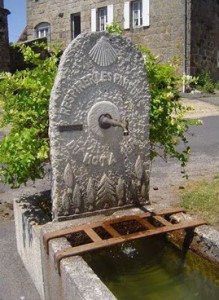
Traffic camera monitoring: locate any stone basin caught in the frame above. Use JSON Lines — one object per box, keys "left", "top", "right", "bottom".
{"left": 14, "top": 191, "right": 219, "bottom": 300}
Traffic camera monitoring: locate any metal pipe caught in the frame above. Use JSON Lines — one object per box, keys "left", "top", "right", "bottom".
{"left": 99, "top": 114, "right": 129, "bottom": 136}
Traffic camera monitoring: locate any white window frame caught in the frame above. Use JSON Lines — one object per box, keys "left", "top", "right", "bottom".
{"left": 132, "top": 0, "right": 142, "bottom": 28}
{"left": 124, "top": 0, "right": 149, "bottom": 30}
{"left": 98, "top": 7, "right": 108, "bottom": 31}
{"left": 91, "top": 5, "right": 114, "bottom": 32}
{"left": 35, "top": 22, "right": 50, "bottom": 40}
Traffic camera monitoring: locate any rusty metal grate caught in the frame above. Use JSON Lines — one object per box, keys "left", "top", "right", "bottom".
{"left": 43, "top": 207, "right": 206, "bottom": 274}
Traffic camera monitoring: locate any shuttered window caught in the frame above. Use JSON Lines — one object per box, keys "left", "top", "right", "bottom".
{"left": 91, "top": 5, "right": 114, "bottom": 32}
{"left": 142, "top": 0, "right": 149, "bottom": 27}
{"left": 124, "top": 1, "right": 130, "bottom": 30}
{"left": 124, "top": 0, "right": 149, "bottom": 30}
{"left": 107, "top": 4, "right": 114, "bottom": 25}
{"left": 99, "top": 7, "right": 107, "bottom": 31}
{"left": 132, "top": 0, "right": 142, "bottom": 27}
{"left": 91, "top": 8, "right": 97, "bottom": 32}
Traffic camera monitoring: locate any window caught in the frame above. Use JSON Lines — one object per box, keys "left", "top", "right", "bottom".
{"left": 132, "top": 1, "right": 142, "bottom": 27}
{"left": 98, "top": 7, "right": 107, "bottom": 31}
{"left": 124, "top": 0, "right": 149, "bottom": 30}
{"left": 91, "top": 5, "right": 114, "bottom": 32}
{"left": 71, "top": 13, "right": 81, "bottom": 39}
{"left": 35, "top": 22, "right": 50, "bottom": 40}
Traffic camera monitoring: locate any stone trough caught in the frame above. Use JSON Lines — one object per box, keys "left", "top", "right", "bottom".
{"left": 14, "top": 191, "right": 219, "bottom": 300}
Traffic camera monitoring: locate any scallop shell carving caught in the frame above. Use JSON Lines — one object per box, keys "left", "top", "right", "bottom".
{"left": 89, "top": 36, "right": 117, "bottom": 67}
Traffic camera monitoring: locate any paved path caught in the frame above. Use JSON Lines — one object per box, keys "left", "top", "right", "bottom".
{"left": 150, "top": 96, "right": 219, "bottom": 208}
{"left": 0, "top": 221, "right": 40, "bottom": 300}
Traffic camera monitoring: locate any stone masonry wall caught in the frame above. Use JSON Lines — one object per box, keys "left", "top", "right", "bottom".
{"left": 190, "top": 0, "right": 219, "bottom": 80}
{"left": 0, "top": 1, "right": 10, "bottom": 72}
{"left": 124, "top": 0, "right": 185, "bottom": 65}
{"left": 27, "top": 0, "right": 185, "bottom": 72}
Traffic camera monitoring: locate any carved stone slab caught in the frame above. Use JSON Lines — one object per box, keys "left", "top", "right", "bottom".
{"left": 49, "top": 32, "right": 151, "bottom": 221}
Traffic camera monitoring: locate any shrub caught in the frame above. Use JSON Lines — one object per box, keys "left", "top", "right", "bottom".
{"left": 196, "top": 70, "right": 215, "bottom": 94}
{"left": 106, "top": 22, "right": 123, "bottom": 35}
{"left": 141, "top": 48, "right": 201, "bottom": 173}
{"left": 0, "top": 43, "right": 60, "bottom": 186}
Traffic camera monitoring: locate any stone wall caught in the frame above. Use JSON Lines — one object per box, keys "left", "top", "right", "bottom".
{"left": 190, "top": 0, "right": 219, "bottom": 80}
{"left": 0, "top": 1, "right": 10, "bottom": 72}
{"left": 26, "top": 0, "right": 185, "bottom": 72}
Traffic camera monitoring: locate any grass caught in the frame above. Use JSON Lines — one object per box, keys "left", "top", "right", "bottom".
{"left": 180, "top": 175, "right": 219, "bottom": 226}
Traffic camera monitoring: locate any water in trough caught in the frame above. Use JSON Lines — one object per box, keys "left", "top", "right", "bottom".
{"left": 83, "top": 236, "right": 219, "bottom": 300}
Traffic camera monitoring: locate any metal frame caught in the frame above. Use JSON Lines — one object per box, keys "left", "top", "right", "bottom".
{"left": 43, "top": 207, "right": 205, "bottom": 274}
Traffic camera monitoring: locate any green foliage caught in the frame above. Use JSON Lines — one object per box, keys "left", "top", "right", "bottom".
{"left": 106, "top": 22, "right": 123, "bottom": 35}
{"left": 182, "top": 74, "right": 199, "bottom": 92}
{"left": 196, "top": 70, "right": 215, "bottom": 94}
{"left": 0, "top": 42, "right": 60, "bottom": 186}
{"left": 213, "top": 80, "right": 219, "bottom": 91}
{"left": 141, "top": 47, "right": 201, "bottom": 173}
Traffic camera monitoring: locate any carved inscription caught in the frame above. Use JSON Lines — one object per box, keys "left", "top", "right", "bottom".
{"left": 60, "top": 71, "right": 146, "bottom": 116}
{"left": 83, "top": 152, "right": 116, "bottom": 167}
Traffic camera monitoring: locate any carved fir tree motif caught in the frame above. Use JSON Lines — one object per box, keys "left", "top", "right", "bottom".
{"left": 130, "top": 180, "right": 138, "bottom": 204}
{"left": 72, "top": 184, "right": 81, "bottom": 214}
{"left": 133, "top": 155, "right": 149, "bottom": 203}
{"left": 61, "top": 163, "right": 76, "bottom": 215}
{"left": 64, "top": 163, "right": 75, "bottom": 194}
{"left": 116, "top": 178, "right": 126, "bottom": 206}
{"left": 143, "top": 171, "right": 150, "bottom": 204}
{"left": 135, "top": 155, "right": 144, "bottom": 182}
{"left": 61, "top": 191, "right": 71, "bottom": 215}
{"left": 141, "top": 183, "right": 149, "bottom": 203}
{"left": 96, "top": 174, "right": 117, "bottom": 209}
{"left": 86, "top": 178, "right": 96, "bottom": 211}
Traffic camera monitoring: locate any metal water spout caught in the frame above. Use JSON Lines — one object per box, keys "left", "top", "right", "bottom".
{"left": 99, "top": 114, "right": 129, "bottom": 136}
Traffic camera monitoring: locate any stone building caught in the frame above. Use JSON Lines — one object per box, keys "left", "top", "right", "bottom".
{"left": 0, "top": 0, "right": 10, "bottom": 72}
{"left": 26, "top": 0, "right": 219, "bottom": 79}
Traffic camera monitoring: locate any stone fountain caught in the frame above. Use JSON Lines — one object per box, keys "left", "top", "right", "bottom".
{"left": 14, "top": 32, "right": 219, "bottom": 300}
{"left": 49, "top": 32, "right": 151, "bottom": 221}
